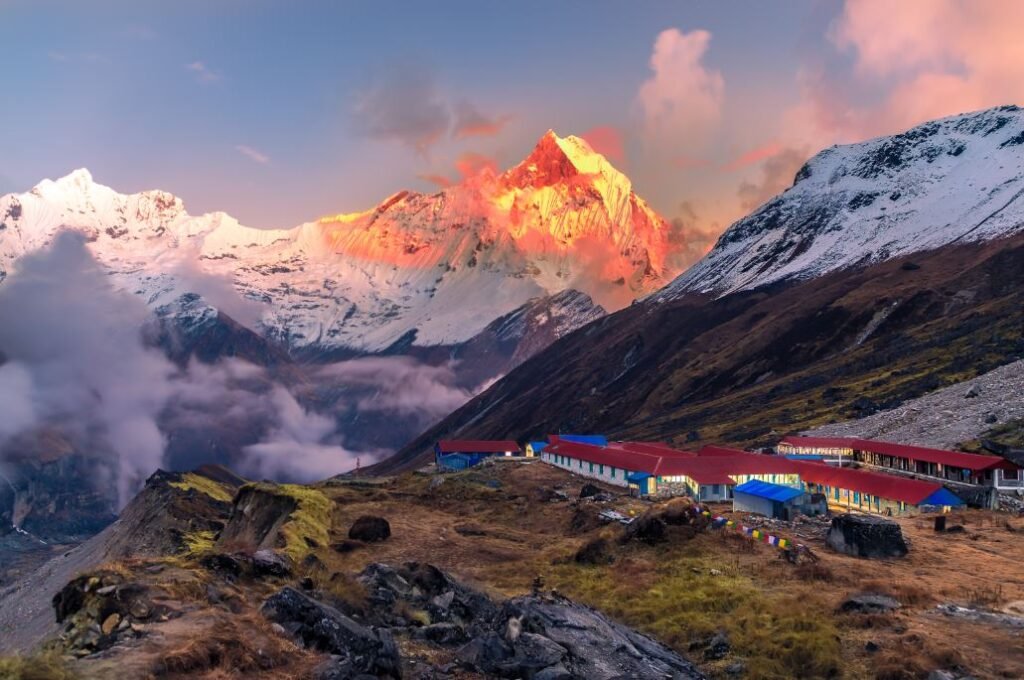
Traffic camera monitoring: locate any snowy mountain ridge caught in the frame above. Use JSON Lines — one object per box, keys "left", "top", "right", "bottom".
{"left": 0, "top": 131, "right": 670, "bottom": 353}
{"left": 659, "top": 105, "right": 1024, "bottom": 299}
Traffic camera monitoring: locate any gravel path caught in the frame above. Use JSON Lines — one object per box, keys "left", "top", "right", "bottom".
{"left": 803, "top": 360, "right": 1024, "bottom": 448}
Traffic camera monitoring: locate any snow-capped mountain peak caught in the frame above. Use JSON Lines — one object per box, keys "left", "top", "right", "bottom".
{"left": 660, "top": 104, "right": 1024, "bottom": 299}
{"left": 1, "top": 131, "right": 669, "bottom": 352}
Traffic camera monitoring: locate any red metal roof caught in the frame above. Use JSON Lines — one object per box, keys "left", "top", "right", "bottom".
{"left": 437, "top": 440, "right": 520, "bottom": 454}
{"left": 780, "top": 437, "right": 1016, "bottom": 472}
{"left": 547, "top": 441, "right": 795, "bottom": 485}
{"left": 659, "top": 450, "right": 798, "bottom": 483}
{"left": 609, "top": 441, "right": 696, "bottom": 457}
{"left": 778, "top": 436, "right": 857, "bottom": 450}
{"left": 545, "top": 440, "right": 666, "bottom": 473}
{"left": 793, "top": 461, "right": 946, "bottom": 505}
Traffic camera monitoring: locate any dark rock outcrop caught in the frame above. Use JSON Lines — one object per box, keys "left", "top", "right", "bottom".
{"left": 486, "top": 593, "right": 706, "bottom": 679}
{"left": 621, "top": 513, "right": 668, "bottom": 545}
{"left": 260, "top": 586, "right": 400, "bottom": 678}
{"left": 574, "top": 537, "right": 613, "bottom": 565}
{"left": 578, "top": 483, "right": 602, "bottom": 499}
{"left": 838, "top": 593, "right": 902, "bottom": 614}
{"left": 826, "top": 514, "right": 908, "bottom": 558}
{"left": 252, "top": 549, "right": 293, "bottom": 577}
{"left": 217, "top": 484, "right": 298, "bottom": 553}
{"left": 358, "top": 562, "right": 496, "bottom": 632}
{"left": 52, "top": 571, "right": 170, "bottom": 654}
{"left": 348, "top": 516, "right": 392, "bottom": 543}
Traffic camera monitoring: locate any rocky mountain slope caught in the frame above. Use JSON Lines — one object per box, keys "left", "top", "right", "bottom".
{"left": 378, "top": 229, "right": 1024, "bottom": 474}
{"left": 0, "top": 131, "right": 667, "bottom": 355}
{"left": 660, "top": 105, "right": 1024, "bottom": 298}
{"left": 802, "top": 359, "right": 1024, "bottom": 451}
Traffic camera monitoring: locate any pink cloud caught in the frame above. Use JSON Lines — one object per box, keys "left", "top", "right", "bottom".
{"left": 672, "top": 154, "right": 712, "bottom": 170}
{"left": 455, "top": 152, "right": 498, "bottom": 181}
{"left": 785, "top": 0, "right": 1024, "bottom": 149}
{"left": 722, "top": 142, "right": 783, "bottom": 172}
{"left": 581, "top": 126, "right": 625, "bottom": 163}
{"left": 635, "top": 28, "right": 724, "bottom": 154}
{"left": 452, "top": 101, "right": 513, "bottom": 139}
{"left": 417, "top": 173, "right": 453, "bottom": 189}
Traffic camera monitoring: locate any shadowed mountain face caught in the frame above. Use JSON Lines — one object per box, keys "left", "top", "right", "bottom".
{"left": 375, "top": 232, "right": 1024, "bottom": 474}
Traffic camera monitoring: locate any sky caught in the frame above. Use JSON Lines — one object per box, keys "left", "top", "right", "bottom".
{"left": 3, "top": 0, "right": 1024, "bottom": 255}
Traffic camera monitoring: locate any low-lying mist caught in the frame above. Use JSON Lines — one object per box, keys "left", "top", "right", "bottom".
{"left": 0, "top": 231, "right": 483, "bottom": 511}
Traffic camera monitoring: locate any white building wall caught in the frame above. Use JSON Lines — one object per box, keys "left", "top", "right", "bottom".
{"left": 995, "top": 468, "right": 1024, "bottom": 491}
{"left": 540, "top": 453, "right": 631, "bottom": 488}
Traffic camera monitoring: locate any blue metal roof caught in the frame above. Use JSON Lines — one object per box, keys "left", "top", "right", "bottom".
{"left": 530, "top": 441, "right": 547, "bottom": 452}
{"left": 559, "top": 434, "right": 608, "bottom": 447}
{"left": 626, "top": 471, "right": 652, "bottom": 484}
{"left": 919, "top": 487, "right": 964, "bottom": 507}
{"left": 734, "top": 479, "right": 804, "bottom": 502}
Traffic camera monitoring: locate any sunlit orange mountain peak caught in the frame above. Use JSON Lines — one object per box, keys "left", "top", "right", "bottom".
{"left": 3, "top": 133, "right": 672, "bottom": 352}
{"left": 315, "top": 130, "right": 670, "bottom": 308}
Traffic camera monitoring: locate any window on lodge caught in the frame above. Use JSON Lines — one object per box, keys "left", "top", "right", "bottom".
{"left": 599, "top": 464, "right": 604, "bottom": 475}
{"left": 589, "top": 462, "right": 594, "bottom": 473}
{"left": 611, "top": 468, "right": 616, "bottom": 479}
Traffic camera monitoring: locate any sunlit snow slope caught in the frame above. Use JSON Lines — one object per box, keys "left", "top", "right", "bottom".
{"left": 660, "top": 105, "right": 1024, "bottom": 299}
{"left": 0, "top": 131, "right": 670, "bottom": 352}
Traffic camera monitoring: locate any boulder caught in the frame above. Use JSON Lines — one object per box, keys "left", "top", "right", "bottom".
{"left": 704, "top": 631, "right": 730, "bottom": 660}
{"left": 579, "top": 483, "right": 602, "bottom": 499}
{"left": 415, "top": 622, "right": 467, "bottom": 645}
{"left": 456, "top": 631, "right": 513, "bottom": 670}
{"left": 348, "top": 516, "right": 392, "bottom": 542}
{"left": 358, "top": 562, "right": 497, "bottom": 631}
{"left": 621, "top": 513, "right": 668, "bottom": 545}
{"left": 838, "top": 593, "right": 902, "bottom": 614}
{"left": 826, "top": 514, "right": 908, "bottom": 559}
{"left": 260, "top": 586, "right": 400, "bottom": 678}
{"left": 253, "top": 549, "right": 293, "bottom": 577}
{"left": 573, "top": 538, "right": 613, "bottom": 565}
{"left": 493, "top": 594, "right": 705, "bottom": 679}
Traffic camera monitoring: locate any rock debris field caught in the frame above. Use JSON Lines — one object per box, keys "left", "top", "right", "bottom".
{"left": 804, "top": 359, "right": 1024, "bottom": 448}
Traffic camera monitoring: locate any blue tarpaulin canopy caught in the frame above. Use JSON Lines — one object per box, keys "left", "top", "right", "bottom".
{"left": 919, "top": 487, "right": 965, "bottom": 507}
{"left": 626, "top": 471, "right": 652, "bottom": 484}
{"left": 559, "top": 434, "right": 608, "bottom": 447}
{"left": 734, "top": 479, "right": 804, "bottom": 502}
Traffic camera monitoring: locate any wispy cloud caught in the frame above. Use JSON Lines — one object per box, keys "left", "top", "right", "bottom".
{"left": 49, "top": 51, "right": 108, "bottom": 64}
{"left": 581, "top": 126, "right": 625, "bottom": 163}
{"left": 636, "top": 28, "right": 724, "bottom": 154}
{"left": 452, "top": 101, "right": 513, "bottom": 139}
{"left": 186, "top": 61, "right": 222, "bottom": 83}
{"left": 722, "top": 142, "right": 784, "bottom": 172}
{"left": 124, "top": 24, "right": 157, "bottom": 40}
{"left": 235, "top": 144, "right": 270, "bottom": 165}
{"left": 352, "top": 65, "right": 450, "bottom": 154}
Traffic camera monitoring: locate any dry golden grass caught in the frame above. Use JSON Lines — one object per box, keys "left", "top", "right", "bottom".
{"left": 0, "top": 649, "right": 78, "bottom": 680}
{"left": 314, "top": 463, "right": 1024, "bottom": 679}
{"left": 65, "top": 462, "right": 1024, "bottom": 680}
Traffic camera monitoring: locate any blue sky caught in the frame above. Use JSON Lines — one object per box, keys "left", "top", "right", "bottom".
{"left": 3, "top": 1, "right": 1022, "bottom": 246}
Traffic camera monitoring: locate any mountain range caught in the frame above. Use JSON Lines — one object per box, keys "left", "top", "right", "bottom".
{"left": 0, "top": 130, "right": 668, "bottom": 356}
{"left": 377, "top": 105, "right": 1024, "bottom": 472}
{"left": 4, "top": 105, "right": 1024, "bottom": 528}
{"left": 0, "top": 130, "right": 670, "bottom": 541}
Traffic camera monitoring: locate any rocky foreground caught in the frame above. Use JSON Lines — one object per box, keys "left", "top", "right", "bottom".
{"left": 0, "top": 465, "right": 706, "bottom": 679}
{"left": 3, "top": 460, "right": 1024, "bottom": 679}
